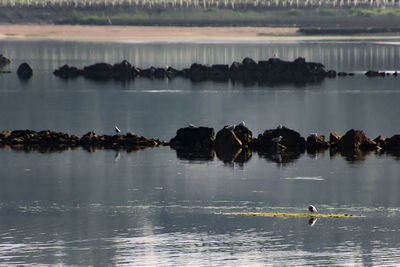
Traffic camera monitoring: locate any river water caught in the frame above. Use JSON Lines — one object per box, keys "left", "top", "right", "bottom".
{"left": 0, "top": 39, "right": 400, "bottom": 266}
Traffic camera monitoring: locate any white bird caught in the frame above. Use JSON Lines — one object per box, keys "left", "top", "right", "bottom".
{"left": 115, "top": 125, "right": 121, "bottom": 134}
{"left": 308, "top": 205, "right": 318, "bottom": 213}
{"left": 225, "top": 124, "right": 235, "bottom": 131}
{"left": 271, "top": 136, "right": 282, "bottom": 143}
{"left": 238, "top": 121, "right": 245, "bottom": 127}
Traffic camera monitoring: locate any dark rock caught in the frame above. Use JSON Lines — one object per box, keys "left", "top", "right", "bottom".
{"left": 17, "top": 63, "right": 33, "bottom": 79}
{"left": 139, "top": 67, "right": 156, "bottom": 78}
{"left": 53, "top": 64, "right": 81, "bottom": 79}
{"left": 385, "top": 135, "right": 400, "bottom": 151}
{"left": 83, "top": 63, "right": 113, "bottom": 80}
{"left": 373, "top": 135, "right": 387, "bottom": 149}
{"left": 112, "top": 60, "right": 133, "bottom": 80}
{"left": 210, "top": 64, "right": 229, "bottom": 81}
{"left": 327, "top": 70, "right": 337, "bottom": 78}
{"left": 306, "top": 135, "right": 329, "bottom": 152}
{"left": 365, "top": 70, "right": 380, "bottom": 77}
{"left": 338, "top": 129, "right": 379, "bottom": 151}
{"left": 214, "top": 126, "right": 242, "bottom": 151}
{"left": 154, "top": 68, "right": 166, "bottom": 78}
{"left": 233, "top": 125, "right": 252, "bottom": 147}
{"left": 0, "top": 54, "right": 11, "bottom": 68}
{"left": 329, "top": 132, "right": 341, "bottom": 146}
{"left": 169, "top": 126, "right": 214, "bottom": 149}
{"left": 188, "top": 63, "right": 210, "bottom": 82}
{"left": 254, "top": 125, "right": 305, "bottom": 152}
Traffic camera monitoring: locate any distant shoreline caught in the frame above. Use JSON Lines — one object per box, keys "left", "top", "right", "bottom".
{"left": 0, "top": 25, "right": 299, "bottom": 43}
{"left": 2, "top": 25, "right": 400, "bottom": 43}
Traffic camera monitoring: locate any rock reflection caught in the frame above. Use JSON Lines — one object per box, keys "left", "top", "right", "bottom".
{"left": 257, "top": 151, "right": 301, "bottom": 165}
{"left": 175, "top": 148, "right": 215, "bottom": 161}
{"left": 215, "top": 147, "right": 252, "bottom": 163}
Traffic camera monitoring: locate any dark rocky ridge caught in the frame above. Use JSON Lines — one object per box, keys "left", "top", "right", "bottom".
{"left": 0, "top": 130, "right": 165, "bottom": 153}
{"left": 54, "top": 57, "right": 338, "bottom": 86}
{"left": 2, "top": 126, "right": 400, "bottom": 163}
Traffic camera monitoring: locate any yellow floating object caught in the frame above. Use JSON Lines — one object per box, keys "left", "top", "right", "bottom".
{"left": 227, "top": 212, "right": 353, "bottom": 218}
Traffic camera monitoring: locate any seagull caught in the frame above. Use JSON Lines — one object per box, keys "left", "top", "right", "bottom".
{"left": 238, "top": 121, "right": 245, "bottom": 127}
{"left": 271, "top": 136, "right": 282, "bottom": 143}
{"left": 225, "top": 124, "right": 235, "bottom": 131}
{"left": 308, "top": 205, "right": 318, "bottom": 213}
{"left": 115, "top": 125, "right": 121, "bottom": 134}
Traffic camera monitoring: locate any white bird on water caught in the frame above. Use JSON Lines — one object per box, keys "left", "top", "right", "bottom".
{"left": 225, "top": 124, "right": 235, "bottom": 131}
{"left": 271, "top": 136, "right": 282, "bottom": 143}
{"left": 238, "top": 121, "right": 245, "bottom": 127}
{"left": 308, "top": 205, "right": 318, "bottom": 213}
{"left": 115, "top": 125, "right": 121, "bottom": 134}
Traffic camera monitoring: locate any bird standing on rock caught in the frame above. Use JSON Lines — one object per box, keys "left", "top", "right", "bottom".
{"left": 308, "top": 205, "right": 318, "bottom": 213}
{"left": 271, "top": 136, "right": 282, "bottom": 143}
{"left": 115, "top": 125, "right": 121, "bottom": 134}
{"left": 225, "top": 124, "right": 235, "bottom": 131}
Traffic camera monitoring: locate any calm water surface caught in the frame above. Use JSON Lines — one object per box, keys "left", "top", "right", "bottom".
{"left": 0, "top": 39, "right": 400, "bottom": 266}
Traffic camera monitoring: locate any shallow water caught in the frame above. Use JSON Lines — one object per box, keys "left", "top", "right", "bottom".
{"left": 0, "top": 39, "right": 400, "bottom": 266}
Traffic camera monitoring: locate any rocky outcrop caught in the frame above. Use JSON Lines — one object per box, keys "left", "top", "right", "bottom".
{"left": 0, "top": 54, "right": 11, "bottom": 68}
{"left": 306, "top": 135, "right": 329, "bottom": 152}
{"left": 53, "top": 57, "right": 337, "bottom": 86}
{"left": 0, "top": 129, "right": 164, "bottom": 152}
{"left": 365, "top": 70, "right": 397, "bottom": 77}
{"left": 17, "top": 63, "right": 33, "bottom": 79}
{"left": 336, "top": 129, "right": 380, "bottom": 151}
{"left": 169, "top": 126, "right": 214, "bottom": 149}
{"left": 214, "top": 126, "right": 243, "bottom": 151}
{"left": 254, "top": 126, "right": 305, "bottom": 152}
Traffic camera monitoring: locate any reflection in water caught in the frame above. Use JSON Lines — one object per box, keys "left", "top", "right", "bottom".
{"left": 308, "top": 217, "right": 318, "bottom": 226}
{"left": 175, "top": 147, "right": 215, "bottom": 161}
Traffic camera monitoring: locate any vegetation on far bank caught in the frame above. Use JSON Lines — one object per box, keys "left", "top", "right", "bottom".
{"left": 1, "top": 4, "right": 400, "bottom": 30}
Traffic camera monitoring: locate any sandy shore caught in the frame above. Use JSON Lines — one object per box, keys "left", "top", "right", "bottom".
{"left": 0, "top": 25, "right": 299, "bottom": 42}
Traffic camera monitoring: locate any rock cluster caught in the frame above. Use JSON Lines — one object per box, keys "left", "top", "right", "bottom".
{"left": 0, "top": 130, "right": 165, "bottom": 153}
{"left": 169, "top": 125, "right": 400, "bottom": 163}
{"left": 365, "top": 70, "right": 398, "bottom": 77}
{"left": 54, "top": 57, "right": 337, "bottom": 85}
